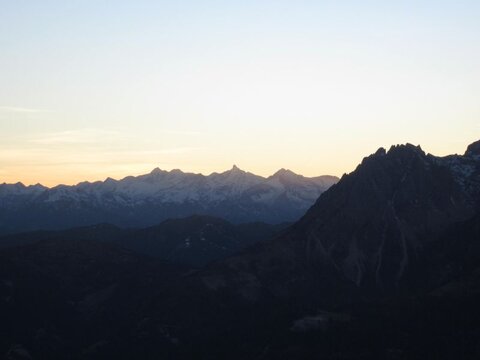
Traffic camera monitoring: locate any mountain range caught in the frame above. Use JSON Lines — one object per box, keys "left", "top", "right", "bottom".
{"left": 1, "top": 140, "right": 479, "bottom": 359}
{"left": 0, "top": 166, "right": 337, "bottom": 234}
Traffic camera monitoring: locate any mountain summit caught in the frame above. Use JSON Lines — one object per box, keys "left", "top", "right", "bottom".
{"left": 271, "top": 168, "right": 299, "bottom": 179}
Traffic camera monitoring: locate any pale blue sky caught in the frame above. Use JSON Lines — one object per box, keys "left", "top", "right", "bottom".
{"left": 1, "top": 1, "right": 479, "bottom": 185}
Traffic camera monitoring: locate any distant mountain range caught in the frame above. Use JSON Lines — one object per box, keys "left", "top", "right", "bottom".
{"left": 0, "top": 166, "right": 338, "bottom": 234}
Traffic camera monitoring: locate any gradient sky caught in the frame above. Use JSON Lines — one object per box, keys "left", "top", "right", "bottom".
{"left": 1, "top": 1, "right": 479, "bottom": 186}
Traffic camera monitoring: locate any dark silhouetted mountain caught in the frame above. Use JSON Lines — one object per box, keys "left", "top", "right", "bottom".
{"left": 0, "top": 215, "right": 289, "bottom": 267}
{"left": 0, "top": 238, "right": 190, "bottom": 359}
{"left": 2, "top": 213, "right": 480, "bottom": 359}
{"left": 196, "top": 141, "right": 480, "bottom": 303}
{"left": 0, "top": 167, "right": 337, "bottom": 234}
{"left": 465, "top": 139, "right": 480, "bottom": 157}
{"left": 114, "top": 216, "right": 289, "bottom": 266}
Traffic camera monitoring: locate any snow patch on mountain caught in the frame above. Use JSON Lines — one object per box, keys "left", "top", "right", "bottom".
{"left": 0, "top": 166, "right": 339, "bottom": 232}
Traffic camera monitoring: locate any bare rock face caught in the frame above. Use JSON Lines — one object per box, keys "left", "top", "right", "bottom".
{"left": 296, "top": 143, "right": 475, "bottom": 291}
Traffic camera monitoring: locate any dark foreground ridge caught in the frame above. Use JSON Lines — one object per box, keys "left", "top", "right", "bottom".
{"left": 0, "top": 215, "right": 290, "bottom": 267}
{"left": 1, "top": 141, "right": 480, "bottom": 359}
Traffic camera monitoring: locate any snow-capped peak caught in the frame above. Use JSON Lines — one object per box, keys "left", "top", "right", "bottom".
{"left": 271, "top": 168, "right": 301, "bottom": 179}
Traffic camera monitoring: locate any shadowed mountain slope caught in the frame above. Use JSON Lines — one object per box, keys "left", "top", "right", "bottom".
{"left": 0, "top": 215, "right": 289, "bottom": 267}
{"left": 198, "top": 141, "right": 480, "bottom": 303}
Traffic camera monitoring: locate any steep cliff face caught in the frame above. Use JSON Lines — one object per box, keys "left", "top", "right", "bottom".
{"left": 296, "top": 144, "right": 475, "bottom": 290}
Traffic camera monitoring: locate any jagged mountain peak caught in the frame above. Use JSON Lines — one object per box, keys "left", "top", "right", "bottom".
{"left": 358, "top": 143, "right": 428, "bottom": 172}
{"left": 223, "top": 164, "right": 246, "bottom": 175}
{"left": 303, "top": 143, "right": 477, "bottom": 286}
{"left": 217, "top": 165, "right": 258, "bottom": 180}
{"left": 387, "top": 143, "right": 425, "bottom": 157}
{"left": 271, "top": 168, "right": 300, "bottom": 178}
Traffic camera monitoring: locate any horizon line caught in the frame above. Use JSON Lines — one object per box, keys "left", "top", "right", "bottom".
{"left": 1, "top": 165, "right": 340, "bottom": 189}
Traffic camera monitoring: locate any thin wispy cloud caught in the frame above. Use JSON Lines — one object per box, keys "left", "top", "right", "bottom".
{"left": 27, "top": 129, "right": 125, "bottom": 145}
{"left": 26, "top": 128, "right": 204, "bottom": 145}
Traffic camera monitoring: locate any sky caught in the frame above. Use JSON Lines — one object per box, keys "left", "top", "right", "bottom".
{"left": 1, "top": 0, "right": 479, "bottom": 186}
